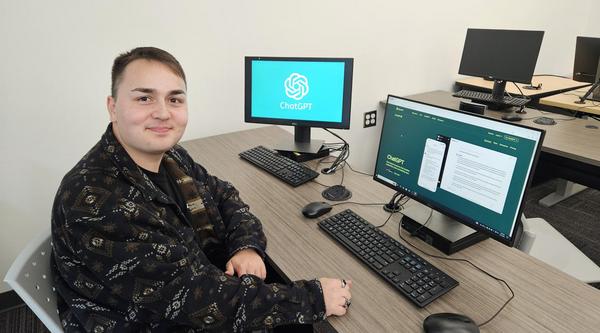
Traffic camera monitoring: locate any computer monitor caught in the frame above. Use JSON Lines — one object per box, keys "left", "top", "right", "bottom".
{"left": 573, "top": 36, "right": 600, "bottom": 83}
{"left": 374, "top": 96, "right": 544, "bottom": 248}
{"left": 245, "top": 56, "right": 353, "bottom": 154}
{"left": 458, "top": 28, "right": 544, "bottom": 100}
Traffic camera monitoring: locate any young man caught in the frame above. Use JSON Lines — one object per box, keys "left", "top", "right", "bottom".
{"left": 51, "top": 47, "right": 352, "bottom": 332}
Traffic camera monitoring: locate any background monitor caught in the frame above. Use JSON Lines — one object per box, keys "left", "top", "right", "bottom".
{"left": 573, "top": 36, "right": 600, "bottom": 83}
{"left": 373, "top": 96, "right": 544, "bottom": 246}
{"left": 458, "top": 29, "right": 544, "bottom": 100}
{"left": 245, "top": 56, "right": 353, "bottom": 153}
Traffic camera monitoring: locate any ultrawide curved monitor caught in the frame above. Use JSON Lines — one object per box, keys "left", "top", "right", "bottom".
{"left": 373, "top": 95, "right": 545, "bottom": 246}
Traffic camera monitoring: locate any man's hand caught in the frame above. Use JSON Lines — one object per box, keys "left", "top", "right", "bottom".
{"left": 319, "top": 277, "right": 352, "bottom": 317}
{"left": 225, "top": 248, "right": 267, "bottom": 280}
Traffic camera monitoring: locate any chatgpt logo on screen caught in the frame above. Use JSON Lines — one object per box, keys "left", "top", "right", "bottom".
{"left": 281, "top": 73, "right": 312, "bottom": 111}
{"left": 285, "top": 73, "right": 309, "bottom": 100}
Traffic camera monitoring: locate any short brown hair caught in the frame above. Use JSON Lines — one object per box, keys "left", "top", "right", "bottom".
{"left": 111, "top": 47, "right": 186, "bottom": 97}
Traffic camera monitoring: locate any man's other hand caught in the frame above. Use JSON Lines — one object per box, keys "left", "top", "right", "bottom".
{"left": 225, "top": 248, "right": 266, "bottom": 280}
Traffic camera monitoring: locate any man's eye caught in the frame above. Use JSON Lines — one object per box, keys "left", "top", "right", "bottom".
{"left": 138, "top": 96, "right": 151, "bottom": 102}
{"left": 170, "top": 97, "right": 184, "bottom": 104}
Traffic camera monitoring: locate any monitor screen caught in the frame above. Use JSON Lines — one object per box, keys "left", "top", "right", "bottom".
{"left": 458, "top": 29, "right": 544, "bottom": 84}
{"left": 245, "top": 57, "right": 353, "bottom": 128}
{"left": 573, "top": 36, "right": 600, "bottom": 83}
{"left": 373, "top": 96, "right": 544, "bottom": 245}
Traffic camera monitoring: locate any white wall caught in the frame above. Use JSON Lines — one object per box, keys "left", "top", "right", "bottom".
{"left": 0, "top": 0, "right": 597, "bottom": 293}
{"left": 584, "top": 2, "right": 600, "bottom": 36}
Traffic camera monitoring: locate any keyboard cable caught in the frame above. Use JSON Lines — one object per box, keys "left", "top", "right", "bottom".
{"left": 393, "top": 214, "right": 515, "bottom": 328}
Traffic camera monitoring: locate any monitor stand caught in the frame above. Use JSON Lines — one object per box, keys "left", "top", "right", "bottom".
{"left": 574, "top": 77, "right": 600, "bottom": 104}
{"left": 274, "top": 125, "right": 328, "bottom": 161}
{"left": 400, "top": 202, "right": 488, "bottom": 255}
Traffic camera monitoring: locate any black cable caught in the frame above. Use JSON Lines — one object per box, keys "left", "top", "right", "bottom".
{"left": 345, "top": 160, "right": 373, "bottom": 177}
{"left": 329, "top": 201, "right": 387, "bottom": 207}
{"left": 340, "top": 160, "right": 346, "bottom": 185}
{"left": 312, "top": 155, "right": 337, "bottom": 173}
{"left": 373, "top": 210, "right": 396, "bottom": 229}
{"left": 311, "top": 179, "right": 331, "bottom": 188}
{"left": 396, "top": 219, "right": 515, "bottom": 328}
{"left": 322, "top": 128, "right": 350, "bottom": 174}
{"left": 536, "top": 107, "right": 579, "bottom": 121}
{"left": 532, "top": 74, "right": 570, "bottom": 79}
{"left": 374, "top": 195, "right": 408, "bottom": 228}
{"left": 408, "top": 206, "right": 433, "bottom": 237}
{"left": 323, "top": 128, "right": 348, "bottom": 145}
{"left": 511, "top": 81, "right": 528, "bottom": 99}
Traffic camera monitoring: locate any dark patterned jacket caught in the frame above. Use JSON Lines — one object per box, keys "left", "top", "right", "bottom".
{"left": 51, "top": 124, "right": 326, "bottom": 332}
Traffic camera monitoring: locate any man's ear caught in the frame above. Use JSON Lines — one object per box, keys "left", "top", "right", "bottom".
{"left": 107, "top": 95, "right": 117, "bottom": 122}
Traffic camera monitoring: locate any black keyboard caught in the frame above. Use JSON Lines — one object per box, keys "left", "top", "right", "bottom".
{"left": 453, "top": 89, "right": 530, "bottom": 107}
{"left": 239, "top": 146, "right": 319, "bottom": 187}
{"left": 318, "top": 209, "right": 458, "bottom": 307}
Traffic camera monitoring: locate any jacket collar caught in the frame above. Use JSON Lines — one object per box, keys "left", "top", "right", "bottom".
{"left": 100, "top": 123, "right": 178, "bottom": 203}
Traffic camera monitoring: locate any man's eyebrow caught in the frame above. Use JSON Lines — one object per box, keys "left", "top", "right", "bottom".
{"left": 131, "top": 88, "right": 155, "bottom": 94}
{"left": 170, "top": 89, "right": 186, "bottom": 96}
{"left": 130, "top": 88, "right": 186, "bottom": 95}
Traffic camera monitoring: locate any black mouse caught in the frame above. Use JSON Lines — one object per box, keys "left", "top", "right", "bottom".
{"left": 302, "top": 202, "right": 332, "bottom": 218}
{"left": 423, "top": 313, "right": 479, "bottom": 333}
{"left": 501, "top": 114, "right": 522, "bottom": 122}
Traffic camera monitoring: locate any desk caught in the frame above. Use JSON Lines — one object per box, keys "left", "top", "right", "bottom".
{"left": 410, "top": 91, "right": 600, "bottom": 190}
{"left": 181, "top": 126, "right": 600, "bottom": 332}
{"left": 455, "top": 75, "right": 589, "bottom": 100}
{"left": 539, "top": 87, "right": 600, "bottom": 116}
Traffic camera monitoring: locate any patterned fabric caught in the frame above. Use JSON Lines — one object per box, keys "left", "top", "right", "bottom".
{"left": 51, "top": 124, "right": 327, "bottom": 332}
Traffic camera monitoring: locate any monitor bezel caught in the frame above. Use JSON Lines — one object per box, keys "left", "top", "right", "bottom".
{"left": 458, "top": 28, "right": 545, "bottom": 84}
{"left": 373, "top": 94, "right": 545, "bottom": 246}
{"left": 244, "top": 56, "right": 353, "bottom": 129}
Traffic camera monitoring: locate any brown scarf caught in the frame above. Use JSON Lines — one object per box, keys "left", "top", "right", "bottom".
{"left": 164, "top": 156, "right": 220, "bottom": 248}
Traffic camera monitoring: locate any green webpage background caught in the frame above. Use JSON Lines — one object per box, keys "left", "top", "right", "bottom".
{"left": 375, "top": 103, "right": 538, "bottom": 239}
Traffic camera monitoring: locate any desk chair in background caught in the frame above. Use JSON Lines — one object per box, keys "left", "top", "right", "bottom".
{"left": 4, "top": 228, "right": 63, "bottom": 333}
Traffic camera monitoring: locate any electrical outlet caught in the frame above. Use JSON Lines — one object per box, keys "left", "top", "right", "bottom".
{"left": 364, "top": 110, "right": 377, "bottom": 128}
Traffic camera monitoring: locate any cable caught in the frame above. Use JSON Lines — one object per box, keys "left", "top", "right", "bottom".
{"left": 373, "top": 210, "right": 396, "bottom": 229}
{"left": 511, "top": 81, "right": 528, "bottom": 99}
{"left": 532, "top": 74, "right": 570, "bottom": 79}
{"left": 322, "top": 128, "right": 350, "bottom": 175}
{"left": 311, "top": 179, "right": 331, "bottom": 188}
{"left": 408, "top": 206, "right": 433, "bottom": 237}
{"left": 374, "top": 194, "right": 408, "bottom": 228}
{"left": 329, "top": 201, "right": 387, "bottom": 207}
{"left": 396, "top": 218, "right": 515, "bottom": 328}
{"left": 345, "top": 160, "right": 373, "bottom": 177}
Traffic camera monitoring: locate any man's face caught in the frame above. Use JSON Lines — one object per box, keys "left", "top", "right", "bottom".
{"left": 107, "top": 59, "right": 188, "bottom": 162}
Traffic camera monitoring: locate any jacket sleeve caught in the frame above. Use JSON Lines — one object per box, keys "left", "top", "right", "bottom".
{"left": 192, "top": 162, "right": 268, "bottom": 259}
{"left": 54, "top": 178, "right": 326, "bottom": 332}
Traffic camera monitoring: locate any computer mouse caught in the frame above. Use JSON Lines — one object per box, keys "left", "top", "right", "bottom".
{"left": 501, "top": 114, "right": 522, "bottom": 122}
{"left": 301, "top": 202, "right": 332, "bottom": 218}
{"left": 533, "top": 116, "right": 557, "bottom": 125}
{"left": 423, "top": 313, "right": 480, "bottom": 333}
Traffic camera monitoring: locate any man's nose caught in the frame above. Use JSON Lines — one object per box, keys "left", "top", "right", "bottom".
{"left": 152, "top": 101, "right": 170, "bottom": 119}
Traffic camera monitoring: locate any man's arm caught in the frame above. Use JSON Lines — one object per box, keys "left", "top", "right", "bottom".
{"left": 192, "top": 162, "right": 268, "bottom": 260}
